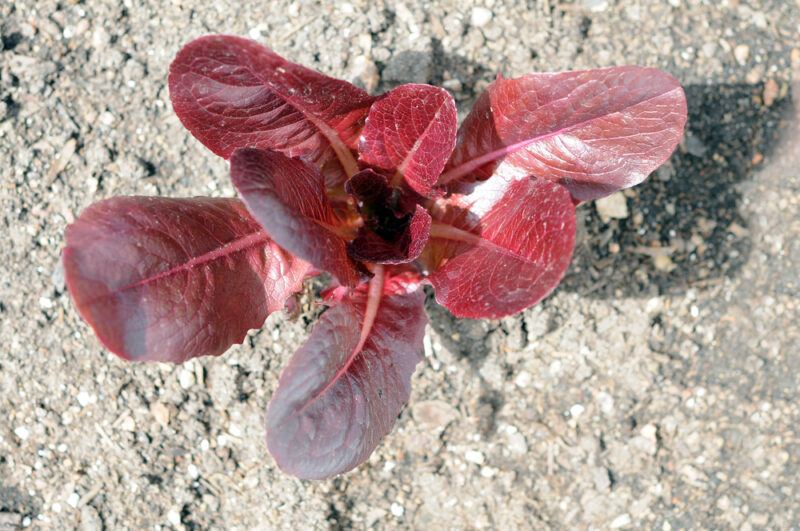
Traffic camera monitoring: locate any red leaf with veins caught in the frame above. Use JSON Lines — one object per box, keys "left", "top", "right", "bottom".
{"left": 424, "top": 176, "right": 576, "bottom": 319}
{"left": 266, "top": 267, "right": 426, "bottom": 479}
{"left": 359, "top": 84, "right": 457, "bottom": 196}
{"left": 231, "top": 148, "right": 363, "bottom": 287}
{"left": 169, "top": 35, "right": 374, "bottom": 179}
{"left": 440, "top": 67, "right": 687, "bottom": 201}
{"left": 63, "top": 197, "right": 308, "bottom": 363}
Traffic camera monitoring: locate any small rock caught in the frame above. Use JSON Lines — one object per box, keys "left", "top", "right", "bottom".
{"left": 684, "top": 132, "right": 707, "bottom": 157}
{"left": 610, "top": 513, "right": 632, "bottom": 528}
{"left": 505, "top": 430, "right": 528, "bottom": 454}
{"left": 465, "top": 449, "right": 485, "bottom": 465}
{"left": 67, "top": 492, "right": 81, "bottom": 508}
{"left": 178, "top": 368, "right": 195, "bottom": 389}
{"left": 656, "top": 162, "right": 675, "bottom": 182}
{"left": 77, "top": 390, "right": 94, "bottom": 407}
{"left": 734, "top": 44, "right": 750, "bottom": 65}
{"left": 150, "top": 401, "right": 170, "bottom": 427}
{"left": 441, "top": 78, "right": 463, "bottom": 92}
{"left": 470, "top": 7, "right": 493, "bottom": 27}
{"left": 120, "top": 416, "right": 136, "bottom": 432}
{"left": 349, "top": 55, "right": 379, "bottom": 93}
{"left": 412, "top": 400, "right": 457, "bottom": 428}
{"left": 592, "top": 467, "right": 612, "bottom": 491}
{"left": 595, "top": 192, "right": 629, "bottom": 222}
{"left": 751, "top": 11, "right": 767, "bottom": 29}
{"left": 569, "top": 403, "right": 586, "bottom": 419}
{"left": 701, "top": 42, "right": 717, "bottom": 58}
{"left": 653, "top": 254, "right": 676, "bottom": 273}
{"left": 762, "top": 79, "right": 779, "bottom": 107}
{"left": 632, "top": 424, "right": 658, "bottom": 455}
{"left": 52, "top": 261, "right": 66, "bottom": 292}
{"left": 14, "top": 426, "right": 30, "bottom": 441}
{"left": 390, "top": 502, "right": 404, "bottom": 517}
{"left": 582, "top": 0, "right": 609, "bottom": 12}
{"left": 167, "top": 509, "right": 182, "bottom": 527}
{"left": 80, "top": 505, "right": 102, "bottom": 531}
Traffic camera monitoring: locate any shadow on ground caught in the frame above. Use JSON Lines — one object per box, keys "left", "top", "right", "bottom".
{"left": 381, "top": 49, "right": 796, "bottom": 408}
{"left": 563, "top": 83, "right": 794, "bottom": 299}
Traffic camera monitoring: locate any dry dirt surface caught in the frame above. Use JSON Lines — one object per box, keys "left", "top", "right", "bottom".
{"left": 1, "top": 1, "right": 799, "bottom": 529}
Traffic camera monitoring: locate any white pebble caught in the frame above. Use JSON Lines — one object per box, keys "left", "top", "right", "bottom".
{"left": 569, "top": 403, "right": 586, "bottom": 419}
{"left": 465, "top": 449, "right": 485, "bottom": 465}
{"left": 470, "top": 7, "right": 493, "bottom": 27}
{"left": 167, "top": 509, "right": 182, "bottom": 527}
{"left": 67, "top": 492, "right": 80, "bottom": 508}
{"left": 611, "top": 513, "right": 632, "bottom": 528}
{"left": 14, "top": 426, "right": 30, "bottom": 440}
{"left": 595, "top": 192, "right": 629, "bottom": 222}
{"left": 77, "top": 390, "right": 94, "bottom": 407}
{"left": 734, "top": 44, "right": 750, "bottom": 65}
{"left": 390, "top": 502, "right": 404, "bottom": 517}
{"left": 514, "top": 371, "right": 532, "bottom": 388}
{"left": 178, "top": 369, "right": 195, "bottom": 389}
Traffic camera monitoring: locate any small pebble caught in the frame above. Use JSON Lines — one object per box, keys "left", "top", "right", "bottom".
{"left": 77, "top": 390, "right": 94, "bottom": 407}
{"left": 167, "top": 509, "right": 182, "bottom": 527}
{"left": 465, "top": 449, "right": 485, "bottom": 465}
{"left": 14, "top": 426, "right": 30, "bottom": 441}
{"left": 470, "top": 7, "right": 493, "bottom": 27}
{"left": 390, "top": 502, "right": 404, "bottom": 517}
{"left": 762, "top": 79, "right": 779, "bottom": 107}
{"left": 595, "top": 192, "right": 629, "bottom": 222}
{"left": 583, "top": 0, "right": 609, "bottom": 12}
{"left": 412, "top": 400, "right": 457, "bottom": 428}
{"left": 611, "top": 513, "right": 632, "bottom": 528}
{"left": 734, "top": 44, "right": 750, "bottom": 65}
{"left": 178, "top": 369, "right": 195, "bottom": 389}
{"left": 569, "top": 403, "right": 585, "bottom": 419}
{"left": 150, "top": 401, "right": 170, "bottom": 427}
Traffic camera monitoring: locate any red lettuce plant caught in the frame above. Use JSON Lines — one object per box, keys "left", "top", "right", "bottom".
{"left": 62, "top": 35, "right": 687, "bottom": 479}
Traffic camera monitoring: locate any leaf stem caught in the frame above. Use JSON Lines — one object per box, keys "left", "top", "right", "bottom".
{"left": 354, "top": 264, "right": 384, "bottom": 355}
{"left": 429, "top": 222, "right": 482, "bottom": 246}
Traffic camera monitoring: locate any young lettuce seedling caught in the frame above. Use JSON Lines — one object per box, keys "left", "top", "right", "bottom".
{"left": 62, "top": 35, "right": 687, "bottom": 479}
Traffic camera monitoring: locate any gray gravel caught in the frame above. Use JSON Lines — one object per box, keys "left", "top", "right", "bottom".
{"left": 1, "top": 0, "right": 799, "bottom": 529}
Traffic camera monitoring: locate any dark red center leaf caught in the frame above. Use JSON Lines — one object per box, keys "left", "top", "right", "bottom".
{"left": 344, "top": 169, "right": 431, "bottom": 264}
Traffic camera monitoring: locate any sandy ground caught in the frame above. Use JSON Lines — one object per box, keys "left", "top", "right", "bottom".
{"left": 1, "top": 0, "right": 799, "bottom": 529}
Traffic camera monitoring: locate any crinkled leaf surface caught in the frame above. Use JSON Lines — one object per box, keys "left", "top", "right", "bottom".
{"left": 63, "top": 197, "right": 307, "bottom": 363}
{"left": 441, "top": 66, "right": 687, "bottom": 201}
{"left": 359, "top": 84, "right": 457, "bottom": 196}
{"left": 169, "top": 34, "right": 374, "bottom": 178}
{"left": 231, "top": 148, "right": 363, "bottom": 286}
{"left": 266, "top": 275, "right": 426, "bottom": 479}
{"left": 425, "top": 176, "right": 576, "bottom": 319}
{"left": 345, "top": 169, "right": 431, "bottom": 264}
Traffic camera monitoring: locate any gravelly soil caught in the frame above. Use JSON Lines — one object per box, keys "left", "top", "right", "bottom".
{"left": 1, "top": 1, "right": 798, "bottom": 529}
